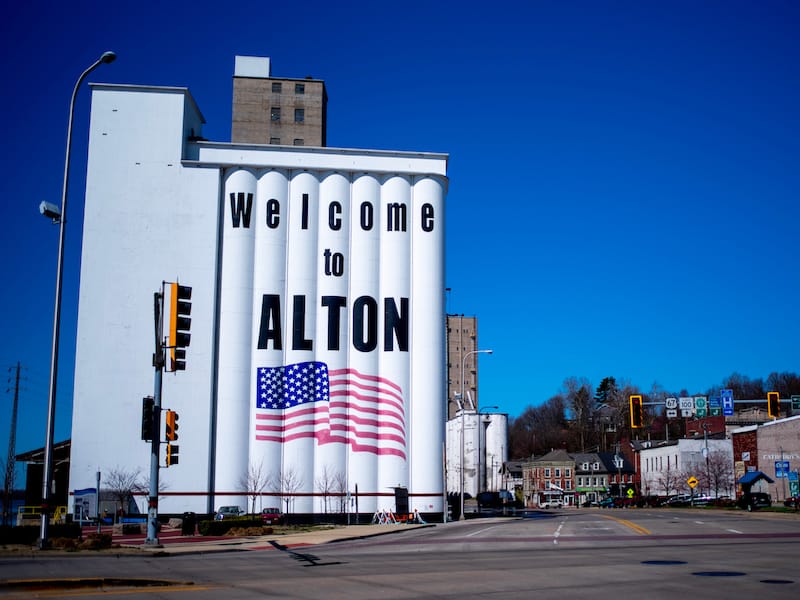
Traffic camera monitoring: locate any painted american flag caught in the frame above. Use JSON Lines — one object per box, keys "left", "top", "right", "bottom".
{"left": 254, "top": 362, "right": 407, "bottom": 459}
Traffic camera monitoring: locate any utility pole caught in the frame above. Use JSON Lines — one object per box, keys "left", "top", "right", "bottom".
{"left": 3, "top": 363, "right": 21, "bottom": 527}
{"left": 145, "top": 290, "right": 164, "bottom": 546}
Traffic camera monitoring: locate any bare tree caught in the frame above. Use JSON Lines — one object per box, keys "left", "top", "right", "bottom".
{"left": 564, "top": 377, "right": 593, "bottom": 452}
{"left": 700, "top": 450, "right": 734, "bottom": 498}
{"left": 239, "top": 460, "right": 275, "bottom": 515}
{"left": 657, "top": 465, "right": 681, "bottom": 497}
{"left": 104, "top": 467, "right": 146, "bottom": 522}
{"left": 315, "top": 465, "right": 344, "bottom": 514}
{"left": 280, "top": 467, "right": 304, "bottom": 514}
{"left": 333, "top": 470, "right": 348, "bottom": 513}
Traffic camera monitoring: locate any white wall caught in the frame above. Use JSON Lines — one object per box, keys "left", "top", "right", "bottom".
{"left": 69, "top": 84, "right": 448, "bottom": 516}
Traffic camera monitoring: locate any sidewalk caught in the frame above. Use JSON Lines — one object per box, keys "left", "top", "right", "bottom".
{"left": 124, "top": 522, "right": 435, "bottom": 554}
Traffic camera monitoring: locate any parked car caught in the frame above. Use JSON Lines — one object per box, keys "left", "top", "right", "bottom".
{"left": 260, "top": 507, "right": 285, "bottom": 525}
{"left": 737, "top": 492, "right": 771, "bottom": 511}
{"left": 599, "top": 497, "right": 616, "bottom": 508}
{"left": 664, "top": 494, "right": 692, "bottom": 507}
{"left": 215, "top": 505, "right": 245, "bottom": 520}
{"left": 783, "top": 496, "right": 800, "bottom": 509}
{"left": 539, "top": 499, "right": 562, "bottom": 509}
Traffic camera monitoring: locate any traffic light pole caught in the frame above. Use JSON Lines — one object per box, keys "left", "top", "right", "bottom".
{"left": 145, "top": 289, "right": 164, "bottom": 547}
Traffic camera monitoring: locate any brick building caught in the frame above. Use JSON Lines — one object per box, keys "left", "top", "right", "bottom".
{"left": 732, "top": 415, "right": 800, "bottom": 503}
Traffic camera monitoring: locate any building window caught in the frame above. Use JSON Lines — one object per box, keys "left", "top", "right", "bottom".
{"left": 566, "top": 481, "right": 572, "bottom": 490}
{"left": 593, "top": 462, "right": 600, "bottom": 470}
{"left": 294, "top": 108, "right": 305, "bottom": 122}
{"left": 270, "top": 107, "right": 281, "bottom": 121}
{"left": 295, "top": 83, "right": 305, "bottom": 94}
{"left": 544, "top": 468, "right": 551, "bottom": 477}
{"left": 272, "top": 82, "right": 282, "bottom": 93}
{"left": 592, "top": 477, "right": 597, "bottom": 486}
{"left": 269, "top": 137, "right": 280, "bottom": 144}
{"left": 293, "top": 138, "right": 304, "bottom": 146}
{"left": 565, "top": 468, "right": 571, "bottom": 477}
{"left": 555, "top": 468, "right": 561, "bottom": 477}
{"left": 582, "top": 462, "right": 589, "bottom": 470}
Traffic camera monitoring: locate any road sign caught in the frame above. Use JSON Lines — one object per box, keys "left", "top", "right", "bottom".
{"left": 775, "top": 461, "right": 790, "bottom": 478}
{"left": 666, "top": 409, "right": 678, "bottom": 419}
{"left": 695, "top": 396, "right": 707, "bottom": 418}
{"left": 708, "top": 396, "right": 722, "bottom": 417}
{"left": 626, "top": 488, "right": 634, "bottom": 499}
{"left": 665, "top": 397, "right": 678, "bottom": 410}
{"left": 687, "top": 476, "right": 699, "bottom": 489}
{"left": 792, "top": 395, "right": 800, "bottom": 411}
{"left": 679, "top": 397, "right": 694, "bottom": 417}
{"left": 721, "top": 389, "right": 734, "bottom": 416}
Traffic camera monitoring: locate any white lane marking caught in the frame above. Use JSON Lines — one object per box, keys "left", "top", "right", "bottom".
{"left": 727, "top": 529, "right": 743, "bottom": 534}
{"left": 553, "top": 520, "right": 566, "bottom": 545}
{"left": 465, "top": 525, "right": 497, "bottom": 538}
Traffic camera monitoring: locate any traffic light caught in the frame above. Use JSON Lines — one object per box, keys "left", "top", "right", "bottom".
{"left": 629, "top": 395, "right": 643, "bottom": 428}
{"left": 141, "top": 396, "right": 155, "bottom": 441}
{"left": 167, "top": 283, "right": 191, "bottom": 372}
{"left": 166, "top": 442, "right": 179, "bottom": 466}
{"left": 767, "top": 391, "right": 780, "bottom": 418}
{"left": 165, "top": 409, "right": 179, "bottom": 441}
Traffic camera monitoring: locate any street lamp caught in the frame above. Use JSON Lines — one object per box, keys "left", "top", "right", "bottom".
{"left": 39, "top": 51, "right": 116, "bottom": 549}
{"left": 459, "top": 349, "right": 492, "bottom": 520}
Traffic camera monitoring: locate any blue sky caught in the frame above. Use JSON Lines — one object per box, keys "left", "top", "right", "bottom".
{"left": 1, "top": 0, "right": 799, "bottom": 461}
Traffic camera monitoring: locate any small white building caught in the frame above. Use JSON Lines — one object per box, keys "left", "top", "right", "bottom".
{"left": 639, "top": 438, "right": 734, "bottom": 498}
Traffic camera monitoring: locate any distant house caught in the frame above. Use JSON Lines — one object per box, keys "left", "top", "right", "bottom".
{"left": 573, "top": 452, "right": 636, "bottom": 505}
{"left": 499, "top": 460, "right": 524, "bottom": 504}
{"left": 523, "top": 450, "right": 575, "bottom": 508}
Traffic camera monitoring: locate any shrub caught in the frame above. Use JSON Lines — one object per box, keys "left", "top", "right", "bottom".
{"left": 198, "top": 517, "right": 263, "bottom": 536}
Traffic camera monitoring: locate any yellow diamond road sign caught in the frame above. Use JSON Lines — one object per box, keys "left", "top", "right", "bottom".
{"left": 687, "top": 476, "right": 699, "bottom": 489}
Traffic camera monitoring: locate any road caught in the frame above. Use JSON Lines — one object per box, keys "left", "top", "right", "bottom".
{"left": 1, "top": 508, "right": 799, "bottom": 598}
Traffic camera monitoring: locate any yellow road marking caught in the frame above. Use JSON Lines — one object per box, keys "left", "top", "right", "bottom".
{"left": 601, "top": 514, "right": 651, "bottom": 535}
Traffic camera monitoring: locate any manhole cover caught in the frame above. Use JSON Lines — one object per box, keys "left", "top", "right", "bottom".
{"left": 641, "top": 560, "right": 687, "bottom": 565}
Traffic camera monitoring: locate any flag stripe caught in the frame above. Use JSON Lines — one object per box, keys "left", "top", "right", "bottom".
{"left": 254, "top": 361, "right": 406, "bottom": 459}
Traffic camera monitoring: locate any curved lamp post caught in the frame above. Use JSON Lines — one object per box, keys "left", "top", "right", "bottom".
{"left": 459, "top": 349, "right": 492, "bottom": 520}
{"left": 40, "top": 51, "right": 116, "bottom": 549}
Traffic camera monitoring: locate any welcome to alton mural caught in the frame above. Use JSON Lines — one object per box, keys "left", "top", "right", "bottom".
{"left": 214, "top": 168, "right": 447, "bottom": 514}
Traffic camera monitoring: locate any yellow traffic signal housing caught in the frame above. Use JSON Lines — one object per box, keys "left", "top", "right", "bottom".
{"left": 767, "top": 391, "right": 780, "bottom": 418}
{"left": 166, "top": 442, "right": 179, "bottom": 466}
{"left": 165, "top": 409, "right": 179, "bottom": 441}
{"left": 166, "top": 283, "right": 191, "bottom": 372}
{"left": 629, "top": 395, "right": 644, "bottom": 428}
